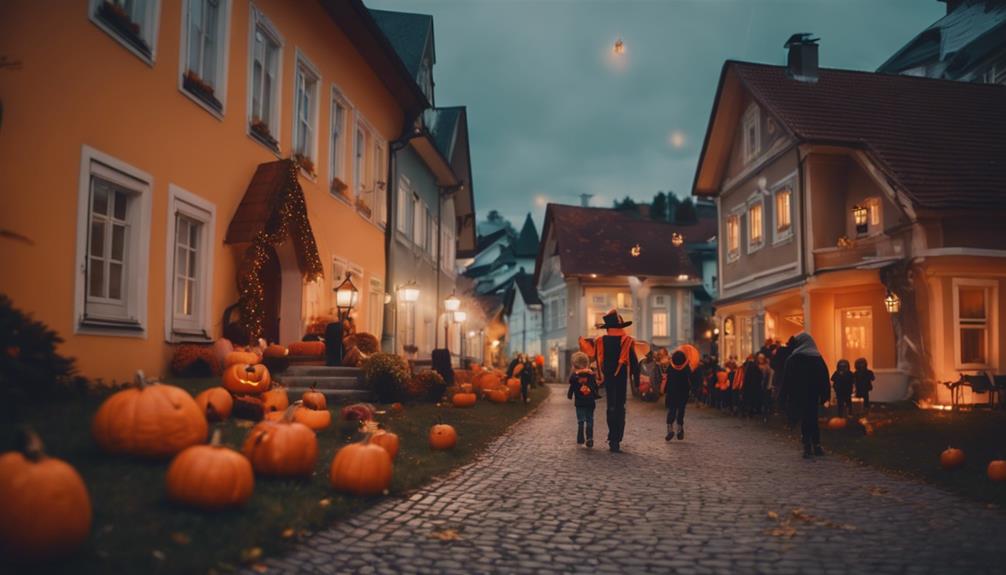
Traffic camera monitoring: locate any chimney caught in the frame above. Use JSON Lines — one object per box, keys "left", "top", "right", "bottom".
{"left": 784, "top": 33, "right": 819, "bottom": 83}
{"left": 578, "top": 193, "right": 593, "bottom": 207}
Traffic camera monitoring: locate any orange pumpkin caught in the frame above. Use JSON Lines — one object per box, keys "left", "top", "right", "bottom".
{"left": 261, "top": 386, "right": 289, "bottom": 413}
{"left": 676, "top": 344, "right": 701, "bottom": 371}
{"left": 288, "top": 341, "right": 325, "bottom": 357}
{"left": 429, "top": 424, "right": 457, "bottom": 451}
{"left": 506, "top": 378, "right": 522, "bottom": 401}
{"left": 534, "top": 355, "right": 544, "bottom": 367}
{"left": 293, "top": 404, "right": 332, "bottom": 431}
{"left": 827, "top": 417, "right": 847, "bottom": 430}
{"left": 487, "top": 388, "right": 509, "bottom": 404}
{"left": 92, "top": 371, "right": 208, "bottom": 458}
{"left": 371, "top": 430, "right": 401, "bottom": 460}
{"left": 987, "top": 460, "right": 1006, "bottom": 482}
{"left": 452, "top": 392, "right": 477, "bottom": 408}
{"left": 0, "top": 430, "right": 92, "bottom": 561}
{"left": 166, "top": 430, "right": 254, "bottom": 510}
{"left": 195, "top": 386, "right": 234, "bottom": 422}
{"left": 329, "top": 439, "right": 393, "bottom": 496}
{"left": 225, "top": 349, "right": 260, "bottom": 367}
{"left": 474, "top": 371, "right": 501, "bottom": 393}
{"left": 302, "top": 385, "right": 327, "bottom": 410}
{"left": 222, "top": 363, "right": 272, "bottom": 395}
{"left": 263, "top": 344, "right": 288, "bottom": 358}
{"left": 243, "top": 407, "right": 318, "bottom": 478}
{"left": 459, "top": 383, "right": 473, "bottom": 394}
{"left": 941, "top": 447, "right": 966, "bottom": 470}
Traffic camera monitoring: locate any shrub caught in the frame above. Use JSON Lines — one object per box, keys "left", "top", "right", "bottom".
{"left": 362, "top": 353, "right": 410, "bottom": 403}
{"left": 344, "top": 332, "right": 379, "bottom": 354}
{"left": 403, "top": 369, "right": 447, "bottom": 403}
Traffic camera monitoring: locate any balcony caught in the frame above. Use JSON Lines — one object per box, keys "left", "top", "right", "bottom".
{"left": 813, "top": 234, "right": 903, "bottom": 271}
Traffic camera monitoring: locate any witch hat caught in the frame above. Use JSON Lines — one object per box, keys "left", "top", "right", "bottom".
{"left": 595, "top": 309, "right": 632, "bottom": 329}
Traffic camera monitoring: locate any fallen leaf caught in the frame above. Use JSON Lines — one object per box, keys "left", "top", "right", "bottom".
{"left": 241, "top": 547, "right": 263, "bottom": 564}
{"left": 319, "top": 498, "right": 332, "bottom": 508}
{"left": 767, "top": 511, "right": 779, "bottom": 521}
{"left": 769, "top": 526, "right": 797, "bottom": 538}
{"left": 429, "top": 528, "right": 461, "bottom": 541}
{"left": 281, "top": 528, "right": 295, "bottom": 539}
{"left": 170, "top": 532, "right": 191, "bottom": 545}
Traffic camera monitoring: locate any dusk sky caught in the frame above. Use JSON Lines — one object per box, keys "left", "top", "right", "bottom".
{"left": 367, "top": 0, "right": 945, "bottom": 229}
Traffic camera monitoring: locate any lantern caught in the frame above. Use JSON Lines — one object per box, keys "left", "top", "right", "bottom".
{"left": 334, "top": 273, "right": 358, "bottom": 320}
{"left": 852, "top": 205, "right": 868, "bottom": 235}
{"left": 884, "top": 291, "right": 901, "bottom": 314}
{"left": 677, "top": 274, "right": 689, "bottom": 281}
{"left": 613, "top": 38, "right": 625, "bottom": 55}
{"left": 453, "top": 310, "right": 467, "bottom": 323}
{"left": 444, "top": 291, "right": 461, "bottom": 312}
{"left": 630, "top": 244, "right": 641, "bottom": 257}
{"left": 671, "top": 233, "right": 684, "bottom": 247}
{"left": 398, "top": 282, "right": 420, "bottom": 303}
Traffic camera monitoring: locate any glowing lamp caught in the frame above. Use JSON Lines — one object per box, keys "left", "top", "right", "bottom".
{"left": 613, "top": 38, "right": 625, "bottom": 54}
{"left": 884, "top": 291, "right": 901, "bottom": 314}
{"left": 671, "top": 233, "right": 684, "bottom": 247}
{"left": 444, "top": 292, "right": 461, "bottom": 312}
{"left": 334, "top": 273, "right": 359, "bottom": 319}
{"left": 677, "top": 274, "right": 689, "bottom": 281}
{"left": 852, "top": 205, "right": 869, "bottom": 234}
{"left": 630, "top": 244, "right": 641, "bottom": 257}
{"left": 398, "top": 283, "right": 420, "bottom": 303}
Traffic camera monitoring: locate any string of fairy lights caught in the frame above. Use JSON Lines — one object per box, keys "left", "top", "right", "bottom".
{"left": 238, "top": 160, "right": 324, "bottom": 342}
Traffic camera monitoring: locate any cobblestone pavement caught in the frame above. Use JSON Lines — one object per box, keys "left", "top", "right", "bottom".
{"left": 260, "top": 385, "right": 1006, "bottom": 574}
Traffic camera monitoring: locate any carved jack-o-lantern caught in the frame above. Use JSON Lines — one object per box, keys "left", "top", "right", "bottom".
{"left": 222, "top": 363, "right": 272, "bottom": 395}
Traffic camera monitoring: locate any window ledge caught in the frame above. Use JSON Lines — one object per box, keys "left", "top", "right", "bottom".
{"left": 249, "top": 125, "right": 280, "bottom": 154}
{"left": 91, "top": 5, "right": 154, "bottom": 66}
{"left": 168, "top": 332, "right": 213, "bottom": 344}
{"left": 180, "top": 84, "right": 224, "bottom": 121}
{"left": 77, "top": 319, "right": 147, "bottom": 339}
{"left": 772, "top": 234, "right": 794, "bottom": 247}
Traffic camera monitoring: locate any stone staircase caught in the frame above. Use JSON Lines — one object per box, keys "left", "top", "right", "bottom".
{"left": 275, "top": 365, "right": 374, "bottom": 404}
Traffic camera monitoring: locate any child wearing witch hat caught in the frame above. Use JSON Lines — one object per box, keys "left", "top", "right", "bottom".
{"left": 661, "top": 349, "right": 692, "bottom": 440}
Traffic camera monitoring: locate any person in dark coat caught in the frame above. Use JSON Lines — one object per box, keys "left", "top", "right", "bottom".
{"left": 661, "top": 350, "right": 691, "bottom": 440}
{"left": 567, "top": 351, "right": 599, "bottom": 447}
{"left": 780, "top": 332, "right": 830, "bottom": 458}
{"left": 741, "top": 356, "right": 763, "bottom": 417}
{"left": 593, "top": 310, "right": 639, "bottom": 453}
{"left": 769, "top": 344, "right": 791, "bottom": 415}
{"left": 853, "top": 357, "right": 875, "bottom": 413}
{"left": 831, "top": 359, "right": 854, "bottom": 417}
{"left": 516, "top": 355, "right": 535, "bottom": 404}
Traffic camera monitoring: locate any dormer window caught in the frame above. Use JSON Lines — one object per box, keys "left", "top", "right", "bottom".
{"left": 417, "top": 55, "right": 433, "bottom": 102}
{"left": 742, "top": 104, "right": 761, "bottom": 164}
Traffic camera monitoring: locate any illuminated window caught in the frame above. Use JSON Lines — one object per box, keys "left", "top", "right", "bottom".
{"left": 954, "top": 280, "right": 996, "bottom": 368}
{"left": 867, "top": 197, "right": 881, "bottom": 229}
{"left": 652, "top": 311, "right": 668, "bottom": 338}
{"left": 774, "top": 188, "right": 792, "bottom": 241}
{"left": 726, "top": 214, "right": 740, "bottom": 262}
{"left": 747, "top": 201, "right": 764, "bottom": 252}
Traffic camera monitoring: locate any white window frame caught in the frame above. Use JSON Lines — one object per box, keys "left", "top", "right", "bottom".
{"left": 952, "top": 278, "right": 999, "bottom": 371}
{"left": 374, "top": 139, "right": 388, "bottom": 227}
{"left": 368, "top": 277, "right": 385, "bottom": 336}
{"left": 726, "top": 212, "right": 741, "bottom": 263}
{"left": 178, "top": 0, "right": 232, "bottom": 118}
{"left": 329, "top": 86, "right": 352, "bottom": 198}
{"left": 164, "top": 185, "right": 216, "bottom": 342}
{"left": 773, "top": 187, "right": 793, "bottom": 244}
{"left": 74, "top": 145, "right": 152, "bottom": 337}
{"left": 292, "top": 49, "right": 321, "bottom": 175}
{"left": 746, "top": 196, "right": 765, "bottom": 254}
{"left": 88, "top": 0, "right": 162, "bottom": 66}
{"left": 397, "top": 175, "right": 412, "bottom": 236}
{"left": 247, "top": 4, "right": 283, "bottom": 152}
{"left": 742, "top": 103, "right": 761, "bottom": 164}
{"left": 412, "top": 194, "right": 424, "bottom": 247}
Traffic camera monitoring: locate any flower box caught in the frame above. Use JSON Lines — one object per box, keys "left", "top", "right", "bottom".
{"left": 249, "top": 118, "right": 278, "bottom": 151}
{"left": 355, "top": 197, "right": 372, "bottom": 218}
{"left": 331, "top": 177, "right": 350, "bottom": 198}
{"left": 293, "top": 153, "right": 315, "bottom": 177}
{"left": 96, "top": 1, "right": 150, "bottom": 57}
{"left": 183, "top": 70, "right": 222, "bottom": 112}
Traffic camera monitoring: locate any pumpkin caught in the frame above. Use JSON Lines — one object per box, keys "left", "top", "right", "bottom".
{"left": 534, "top": 355, "right": 544, "bottom": 367}
{"left": 294, "top": 404, "right": 332, "bottom": 431}
{"left": 429, "top": 424, "right": 457, "bottom": 451}
{"left": 506, "top": 378, "right": 522, "bottom": 401}
{"left": 827, "top": 417, "right": 847, "bottom": 430}
{"left": 261, "top": 344, "right": 290, "bottom": 372}
{"left": 987, "top": 460, "right": 1006, "bottom": 482}
{"left": 92, "top": 371, "right": 208, "bottom": 458}
{"left": 302, "top": 385, "right": 327, "bottom": 410}
{"left": 263, "top": 344, "right": 288, "bottom": 358}
{"left": 940, "top": 447, "right": 966, "bottom": 470}
{"left": 0, "top": 430, "right": 91, "bottom": 561}
{"left": 459, "top": 383, "right": 473, "bottom": 394}
{"left": 166, "top": 430, "right": 254, "bottom": 510}
{"left": 474, "top": 371, "right": 501, "bottom": 393}
{"left": 243, "top": 406, "right": 318, "bottom": 478}
{"left": 390, "top": 402, "right": 404, "bottom": 414}
{"left": 452, "top": 392, "right": 477, "bottom": 408}
{"left": 370, "top": 430, "right": 401, "bottom": 460}
{"left": 195, "top": 386, "right": 234, "bottom": 421}
{"left": 222, "top": 363, "right": 272, "bottom": 395}
{"left": 261, "top": 386, "right": 289, "bottom": 413}
{"left": 288, "top": 341, "right": 325, "bottom": 357}
{"left": 487, "top": 388, "right": 509, "bottom": 404}
{"left": 676, "top": 344, "right": 701, "bottom": 371}
{"left": 225, "top": 348, "right": 260, "bottom": 367}
{"left": 329, "top": 438, "right": 393, "bottom": 496}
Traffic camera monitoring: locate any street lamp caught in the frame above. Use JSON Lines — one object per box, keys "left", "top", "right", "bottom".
{"left": 671, "top": 232, "right": 684, "bottom": 247}
{"left": 397, "top": 281, "right": 420, "bottom": 353}
{"left": 325, "top": 272, "right": 358, "bottom": 366}
{"left": 443, "top": 291, "right": 461, "bottom": 353}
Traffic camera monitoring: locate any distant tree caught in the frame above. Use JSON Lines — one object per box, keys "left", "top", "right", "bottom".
{"left": 613, "top": 196, "right": 638, "bottom": 213}
{"left": 651, "top": 192, "right": 668, "bottom": 221}
{"left": 675, "top": 197, "right": 698, "bottom": 224}
{"left": 667, "top": 193, "right": 681, "bottom": 222}
{"left": 487, "top": 210, "right": 504, "bottom": 223}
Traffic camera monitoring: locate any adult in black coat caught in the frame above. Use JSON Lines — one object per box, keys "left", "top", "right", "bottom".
{"left": 594, "top": 311, "right": 639, "bottom": 452}
{"left": 780, "top": 332, "right": 830, "bottom": 458}
{"left": 741, "top": 359, "right": 763, "bottom": 416}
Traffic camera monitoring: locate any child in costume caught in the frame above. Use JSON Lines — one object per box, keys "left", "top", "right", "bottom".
{"left": 567, "top": 351, "right": 599, "bottom": 447}
{"left": 853, "top": 357, "right": 875, "bottom": 413}
{"left": 831, "top": 359, "right": 854, "bottom": 417}
{"left": 662, "top": 350, "right": 692, "bottom": 441}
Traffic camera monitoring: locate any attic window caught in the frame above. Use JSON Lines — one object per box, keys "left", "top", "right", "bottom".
{"left": 417, "top": 55, "right": 433, "bottom": 101}
{"left": 742, "top": 104, "right": 761, "bottom": 164}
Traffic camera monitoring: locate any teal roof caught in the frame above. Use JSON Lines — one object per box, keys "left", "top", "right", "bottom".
{"left": 428, "top": 106, "right": 462, "bottom": 160}
{"left": 369, "top": 9, "right": 433, "bottom": 81}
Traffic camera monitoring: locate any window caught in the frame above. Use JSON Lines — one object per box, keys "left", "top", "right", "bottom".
{"left": 368, "top": 278, "right": 384, "bottom": 336}
{"left": 617, "top": 292, "right": 632, "bottom": 309}
{"left": 75, "top": 146, "right": 152, "bottom": 335}
{"left": 726, "top": 214, "right": 740, "bottom": 262}
{"left": 90, "top": 0, "right": 161, "bottom": 63}
{"left": 412, "top": 195, "right": 423, "bottom": 246}
{"left": 652, "top": 311, "right": 669, "bottom": 338}
{"left": 355, "top": 126, "right": 366, "bottom": 199}
{"left": 293, "top": 51, "right": 320, "bottom": 174}
{"left": 867, "top": 197, "right": 882, "bottom": 233}
{"left": 774, "top": 187, "right": 792, "bottom": 242}
{"left": 166, "top": 185, "right": 215, "bottom": 340}
{"left": 397, "top": 177, "right": 412, "bottom": 236}
{"left": 747, "top": 200, "right": 764, "bottom": 252}
{"left": 374, "top": 140, "right": 387, "bottom": 226}
{"left": 982, "top": 60, "right": 1006, "bottom": 85}
{"left": 181, "top": 0, "right": 231, "bottom": 114}
{"left": 954, "top": 280, "right": 997, "bottom": 369}
{"left": 417, "top": 55, "right": 433, "bottom": 101}
{"left": 426, "top": 208, "right": 436, "bottom": 259}
{"left": 742, "top": 104, "right": 761, "bottom": 164}
{"left": 248, "top": 8, "right": 282, "bottom": 150}
{"left": 329, "top": 90, "right": 349, "bottom": 195}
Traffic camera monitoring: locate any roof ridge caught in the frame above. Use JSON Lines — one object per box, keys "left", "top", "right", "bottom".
{"left": 728, "top": 59, "right": 1006, "bottom": 91}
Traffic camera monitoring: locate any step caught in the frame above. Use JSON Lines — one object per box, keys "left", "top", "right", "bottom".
{"left": 284, "top": 387, "right": 374, "bottom": 403}
{"left": 283, "top": 365, "right": 364, "bottom": 378}
{"left": 277, "top": 375, "right": 365, "bottom": 390}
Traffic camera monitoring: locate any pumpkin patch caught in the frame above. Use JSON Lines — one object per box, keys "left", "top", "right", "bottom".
{"left": 166, "top": 430, "right": 254, "bottom": 511}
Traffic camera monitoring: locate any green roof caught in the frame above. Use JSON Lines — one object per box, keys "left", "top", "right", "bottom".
{"left": 368, "top": 9, "right": 433, "bottom": 81}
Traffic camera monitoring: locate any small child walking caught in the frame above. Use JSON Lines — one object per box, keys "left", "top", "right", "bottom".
{"left": 662, "top": 350, "right": 692, "bottom": 441}
{"left": 831, "top": 359, "right": 854, "bottom": 417}
{"left": 854, "top": 357, "right": 875, "bottom": 413}
{"left": 567, "top": 351, "right": 599, "bottom": 447}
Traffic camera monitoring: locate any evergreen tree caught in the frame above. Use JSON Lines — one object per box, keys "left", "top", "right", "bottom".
{"left": 667, "top": 193, "right": 681, "bottom": 222}
{"left": 651, "top": 192, "right": 668, "bottom": 221}
{"left": 613, "top": 196, "right": 638, "bottom": 213}
{"left": 675, "top": 197, "right": 698, "bottom": 224}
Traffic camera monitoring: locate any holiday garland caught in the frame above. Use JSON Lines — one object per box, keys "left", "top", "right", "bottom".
{"left": 238, "top": 160, "right": 324, "bottom": 341}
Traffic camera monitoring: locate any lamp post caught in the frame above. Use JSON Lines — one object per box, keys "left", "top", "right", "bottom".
{"left": 444, "top": 291, "right": 461, "bottom": 353}
{"left": 454, "top": 310, "right": 467, "bottom": 367}
{"left": 325, "top": 272, "right": 358, "bottom": 366}
{"left": 398, "top": 281, "right": 420, "bottom": 354}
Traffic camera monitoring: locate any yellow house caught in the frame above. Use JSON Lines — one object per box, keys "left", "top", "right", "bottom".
{"left": 693, "top": 40, "right": 1006, "bottom": 405}
{"left": 0, "top": 0, "right": 428, "bottom": 383}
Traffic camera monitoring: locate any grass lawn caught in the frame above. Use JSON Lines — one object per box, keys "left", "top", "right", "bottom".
{"left": 686, "top": 401, "right": 1006, "bottom": 507}
{"left": 2, "top": 379, "right": 549, "bottom": 574}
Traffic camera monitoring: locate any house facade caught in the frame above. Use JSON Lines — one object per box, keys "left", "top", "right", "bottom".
{"left": 504, "top": 271, "right": 543, "bottom": 358}
{"left": 693, "top": 45, "right": 1006, "bottom": 404}
{"left": 370, "top": 9, "right": 476, "bottom": 360}
{"left": 535, "top": 204, "right": 702, "bottom": 381}
{"left": 0, "top": 0, "right": 428, "bottom": 382}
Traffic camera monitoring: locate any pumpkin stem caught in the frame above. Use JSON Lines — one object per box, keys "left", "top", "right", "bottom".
{"left": 134, "top": 370, "right": 149, "bottom": 389}
{"left": 15, "top": 427, "right": 45, "bottom": 462}
{"left": 209, "top": 428, "right": 223, "bottom": 447}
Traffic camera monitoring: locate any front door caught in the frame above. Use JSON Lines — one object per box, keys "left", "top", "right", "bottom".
{"left": 838, "top": 307, "right": 873, "bottom": 366}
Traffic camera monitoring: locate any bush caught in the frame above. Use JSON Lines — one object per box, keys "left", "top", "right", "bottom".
{"left": 403, "top": 369, "right": 447, "bottom": 403}
{"left": 362, "top": 353, "right": 410, "bottom": 403}
{"left": 344, "top": 332, "right": 379, "bottom": 354}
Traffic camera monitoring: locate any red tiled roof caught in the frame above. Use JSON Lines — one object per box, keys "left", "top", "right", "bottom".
{"left": 538, "top": 204, "right": 704, "bottom": 280}
{"left": 731, "top": 61, "right": 1006, "bottom": 210}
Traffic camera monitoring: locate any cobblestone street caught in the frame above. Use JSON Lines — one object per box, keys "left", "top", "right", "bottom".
{"left": 262, "top": 385, "right": 1006, "bottom": 574}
